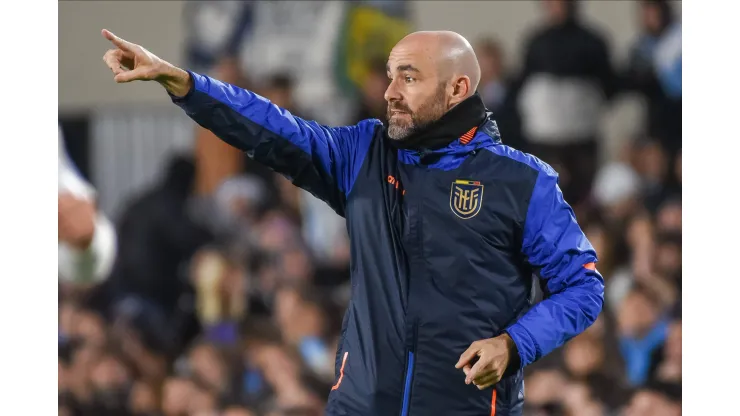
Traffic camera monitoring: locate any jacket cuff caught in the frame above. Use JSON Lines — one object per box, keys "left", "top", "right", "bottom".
{"left": 505, "top": 322, "right": 539, "bottom": 369}
{"left": 169, "top": 70, "right": 202, "bottom": 103}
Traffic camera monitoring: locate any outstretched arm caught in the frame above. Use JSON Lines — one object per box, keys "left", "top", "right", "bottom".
{"left": 101, "top": 30, "right": 379, "bottom": 215}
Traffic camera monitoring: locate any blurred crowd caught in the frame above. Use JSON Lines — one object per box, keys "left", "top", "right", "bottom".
{"left": 58, "top": 1, "right": 681, "bottom": 415}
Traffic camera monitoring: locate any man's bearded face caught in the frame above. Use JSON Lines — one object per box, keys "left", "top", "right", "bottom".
{"left": 387, "top": 83, "right": 448, "bottom": 141}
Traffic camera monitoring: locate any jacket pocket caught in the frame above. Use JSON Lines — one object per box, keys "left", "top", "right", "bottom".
{"left": 335, "top": 303, "right": 353, "bottom": 376}
{"left": 332, "top": 351, "right": 349, "bottom": 391}
{"left": 494, "top": 370, "right": 524, "bottom": 412}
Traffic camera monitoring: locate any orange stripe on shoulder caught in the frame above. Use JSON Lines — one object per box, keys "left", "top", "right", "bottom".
{"left": 459, "top": 127, "right": 478, "bottom": 145}
{"left": 583, "top": 262, "right": 596, "bottom": 271}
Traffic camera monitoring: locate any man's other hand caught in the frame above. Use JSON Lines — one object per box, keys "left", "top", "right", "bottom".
{"left": 101, "top": 29, "right": 192, "bottom": 97}
{"left": 455, "top": 334, "right": 517, "bottom": 390}
{"left": 58, "top": 193, "right": 96, "bottom": 250}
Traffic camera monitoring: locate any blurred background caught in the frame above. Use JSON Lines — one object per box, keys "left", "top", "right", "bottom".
{"left": 58, "top": 1, "right": 682, "bottom": 415}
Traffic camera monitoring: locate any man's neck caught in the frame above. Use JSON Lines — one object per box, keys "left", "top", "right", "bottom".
{"left": 389, "top": 93, "right": 488, "bottom": 151}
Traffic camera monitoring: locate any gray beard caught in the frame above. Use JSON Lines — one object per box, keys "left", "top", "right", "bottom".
{"left": 387, "top": 122, "right": 416, "bottom": 141}
{"left": 386, "top": 84, "right": 448, "bottom": 141}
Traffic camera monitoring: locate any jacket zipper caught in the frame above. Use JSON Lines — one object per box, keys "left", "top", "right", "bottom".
{"left": 398, "top": 144, "right": 481, "bottom": 415}
{"left": 400, "top": 161, "right": 426, "bottom": 416}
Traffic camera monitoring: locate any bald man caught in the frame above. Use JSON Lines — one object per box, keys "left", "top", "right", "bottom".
{"left": 102, "top": 29, "right": 604, "bottom": 416}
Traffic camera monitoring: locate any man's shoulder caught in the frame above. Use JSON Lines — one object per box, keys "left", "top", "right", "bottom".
{"left": 350, "top": 118, "right": 386, "bottom": 142}
{"left": 321, "top": 118, "right": 383, "bottom": 139}
{"left": 480, "top": 144, "right": 557, "bottom": 180}
{"left": 358, "top": 118, "right": 385, "bottom": 130}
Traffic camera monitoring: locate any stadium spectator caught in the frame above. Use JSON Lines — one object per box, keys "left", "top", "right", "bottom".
{"left": 617, "top": 284, "right": 670, "bottom": 387}
{"left": 517, "top": 0, "right": 618, "bottom": 207}
{"left": 624, "top": 384, "right": 681, "bottom": 416}
{"left": 58, "top": 126, "right": 117, "bottom": 285}
{"left": 623, "top": 0, "right": 682, "bottom": 158}
{"left": 100, "top": 155, "right": 212, "bottom": 356}
{"left": 653, "top": 318, "right": 681, "bottom": 386}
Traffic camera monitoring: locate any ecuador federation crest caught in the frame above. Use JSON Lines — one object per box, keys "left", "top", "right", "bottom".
{"left": 450, "top": 180, "right": 484, "bottom": 219}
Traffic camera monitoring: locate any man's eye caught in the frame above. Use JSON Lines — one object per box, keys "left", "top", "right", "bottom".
{"left": 405, "top": 76, "right": 415, "bottom": 83}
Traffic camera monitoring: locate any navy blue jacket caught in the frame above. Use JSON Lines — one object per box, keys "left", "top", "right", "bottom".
{"left": 172, "top": 72, "right": 605, "bottom": 416}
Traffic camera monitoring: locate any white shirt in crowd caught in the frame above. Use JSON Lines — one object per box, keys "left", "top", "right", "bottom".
{"left": 58, "top": 127, "right": 117, "bottom": 284}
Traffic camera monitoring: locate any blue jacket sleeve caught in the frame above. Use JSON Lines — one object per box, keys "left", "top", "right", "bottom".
{"left": 171, "top": 71, "right": 380, "bottom": 216}
{"left": 505, "top": 167, "right": 605, "bottom": 368}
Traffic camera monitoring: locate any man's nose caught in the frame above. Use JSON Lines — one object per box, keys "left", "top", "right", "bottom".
{"left": 384, "top": 79, "right": 401, "bottom": 103}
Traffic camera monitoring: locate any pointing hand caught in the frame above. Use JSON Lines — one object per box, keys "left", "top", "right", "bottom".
{"left": 101, "top": 29, "right": 191, "bottom": 96}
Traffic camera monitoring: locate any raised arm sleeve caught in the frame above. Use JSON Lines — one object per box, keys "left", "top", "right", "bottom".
{"left": 171, "top": 72, "right": 380, "bottom": 215}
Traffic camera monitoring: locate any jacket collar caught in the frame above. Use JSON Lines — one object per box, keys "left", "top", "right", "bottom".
{"left": 388, "top": 92, "right": 488, "bottom": 152}
{"left": 396, "top": 114, "right": 502, "bottom": 166}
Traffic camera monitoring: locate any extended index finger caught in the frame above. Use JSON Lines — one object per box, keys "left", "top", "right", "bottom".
{"left": 102, "top": 29, "right": 134, "bottom": 51}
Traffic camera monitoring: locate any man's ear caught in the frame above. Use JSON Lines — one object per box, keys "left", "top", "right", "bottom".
{"left": 449, "top": 76, "right": 472, "bottom": 107}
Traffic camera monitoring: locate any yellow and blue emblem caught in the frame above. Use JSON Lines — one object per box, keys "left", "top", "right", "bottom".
{"left": 450, "top": 180, "right": 484, "bottom": 219}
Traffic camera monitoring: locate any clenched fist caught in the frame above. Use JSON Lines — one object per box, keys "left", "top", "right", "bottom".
{"left": 101, "top": 29, "right": 192, "bottom": 97}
